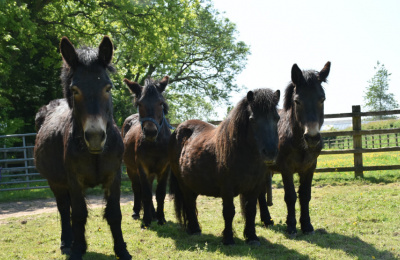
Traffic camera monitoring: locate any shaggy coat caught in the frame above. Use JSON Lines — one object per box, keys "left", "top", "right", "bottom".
{"left": 169, "top": 88, "right": 280, "bottom": 245}
{"left": 121, "top": 76, "right": 171, "bottom": 228}
{"left": 259, "top": 62, "right": 331, "bottom": 235}
{"left": 34, "top": 36, "right": 131, "bottom": 260}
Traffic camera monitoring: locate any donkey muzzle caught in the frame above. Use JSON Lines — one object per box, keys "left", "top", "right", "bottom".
{"left": 83, "top": 117, "right": 107, "bottom": 154}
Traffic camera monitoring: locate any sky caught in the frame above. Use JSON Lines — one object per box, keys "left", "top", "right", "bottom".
{"left": 211, "top": 0, "right": 400, "bottom": 118}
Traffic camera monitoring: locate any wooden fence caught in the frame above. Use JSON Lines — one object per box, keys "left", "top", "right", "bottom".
{"left": 317, "top": 106, "right": 400, "bottom": 177}
{"left": 1, "top": 105, "right": 399, "bottom": 191}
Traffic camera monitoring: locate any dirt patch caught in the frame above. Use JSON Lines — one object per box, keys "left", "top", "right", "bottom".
{"left": 0, "top": 194, "right": 133, "bottom": 222}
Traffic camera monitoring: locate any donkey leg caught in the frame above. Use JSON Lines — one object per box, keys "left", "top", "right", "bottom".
{"left": 282, "top": 172, "right": 297, "bottom": 236}
{"left": 69, "top": 186, "right": 88, "bottom": 260}
{"left": 299, "top": 171, "right": 314, "bottom": 234}
{"left": 155, "top": 167, "right": 169, "bottom": 225}
{"left": 129, "top": 169, "right": 142, "bottom": 220}
{"left": 243, "top": 195, "right": 260, "bottom": 245}
{"left": 183, "top": 191, "right": 201, "bottom": 235}
{"left": 51, "top": 186, "right": 73, "bottom": 255}
{"left": 258, "top": 192, "right": 274, "bottom": 227}
{"left": 104, "top": 173, "right": 132, "bottom": 260}
{"left": 138, "top": 166, "right": 153, "bottom": 228}
{"left": 148, "top": 175, "right": 157, "bottom": 220}
{"left": 222, "top": 195, "right": 235, "bottom": 245}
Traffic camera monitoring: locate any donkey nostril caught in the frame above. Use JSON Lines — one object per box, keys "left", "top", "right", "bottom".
{"left": 101, "top": 131, "right": 106, "bottom": 142}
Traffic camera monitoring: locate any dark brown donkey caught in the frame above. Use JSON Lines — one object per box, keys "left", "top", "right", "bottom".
{"left": 169, "top": 88, "right": 280, "bottom": 245}
{"left": 34, "top": 36, "right": 131, "bottom": 260}
{"left": 258, "top": 62, "right": 331, "bottom": 236}
{"left": 121, "top": 76, "right": 173, "bottom": 228}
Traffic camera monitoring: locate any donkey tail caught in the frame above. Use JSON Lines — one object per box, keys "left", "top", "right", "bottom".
{"left": 169, "top": 170, "right": 187, "bottom": 228}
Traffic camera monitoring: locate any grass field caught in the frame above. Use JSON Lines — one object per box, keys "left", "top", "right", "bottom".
{"left": 1, "top": 182, "right": 399, "bottom": 260}
{"left": 0, "top": 151, "right": 399, "bottom": 259}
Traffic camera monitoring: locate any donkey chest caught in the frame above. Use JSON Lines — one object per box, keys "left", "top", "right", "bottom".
{"left": 136, "top": 141, "right": 169, "bottom": 169}
{"left": 278, "top": 149, "right": 319, "bottom": 173}
{"left": 66, "top": 154, "right": 120, "bottom": 188}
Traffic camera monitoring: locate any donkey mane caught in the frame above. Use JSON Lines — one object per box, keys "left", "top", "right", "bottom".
{"left": 61, "top": 46, "right": 116, "bottom": 107}
{"left": 134, "top": 77, "right": 169, "bottom": 115}
{"left": 215, "top": 88, "right": 277, "bottom": 168}
{"left": 283, "top": 70, "right": 324, "bottom": 111}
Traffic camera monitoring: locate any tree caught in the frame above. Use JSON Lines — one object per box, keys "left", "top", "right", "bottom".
{"left": 363, "top": 61, "right": 398, "bottom": 119}
{"left": 0, "top": 0, "right": 250, "bottom": 132}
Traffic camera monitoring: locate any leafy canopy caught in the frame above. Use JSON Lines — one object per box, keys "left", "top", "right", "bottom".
{"left": 0, "top": 0, "right": 249, "bottom": 133}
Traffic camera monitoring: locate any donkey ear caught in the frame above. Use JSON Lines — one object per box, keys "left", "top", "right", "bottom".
{"left": 124, "top": 78, "right": 142, "bottom": 97}
{"left": 98, "top": 36, "right": 113, "bottom": 66}
{"left": 291, "top": 63, "right": 306, "bottom": 87}
{"left": 319, "top": 61, "right": 331, "bottom": 82}
{"left": 247, "top": 91, "right": 254, "bottom": 102}
{"left": 273, "top": 90, "right": 280, "bottom": 105}
{"left": 157, "top": 76, "right": 169, "bottom": 92}
{"left": 60, "top": 36, "right": 78, "bottom": 68}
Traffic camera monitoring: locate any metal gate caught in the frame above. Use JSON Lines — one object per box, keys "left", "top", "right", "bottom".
{"left": 0, "top": 133, "right": 48, "bottom": 191}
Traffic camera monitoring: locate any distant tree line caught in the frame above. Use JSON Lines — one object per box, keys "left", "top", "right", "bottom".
{"left": 0, "top": 0, "right": 250, "bottom": 134}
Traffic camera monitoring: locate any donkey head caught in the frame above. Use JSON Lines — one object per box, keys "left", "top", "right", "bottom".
{"left": 291, "top": 61, "right": 330, "bottom": 148}
{"left": 247, "top": 89, "right": 280, "bottom": 164}
{"left": 60, "top": 36, "right": 115, "bottom": 154}
{"left": 124, "top": 76, "right": 169, "bottom": 141}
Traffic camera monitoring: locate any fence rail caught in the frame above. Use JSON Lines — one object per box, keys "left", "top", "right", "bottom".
{"left": 1, "top": 106, "right": 399, "bottom": 191}
{"left": 317, "top": 106, "right": 400, "bottom": 177}
{"left": 0, "top": 133, "right": 45, "bottom": 191}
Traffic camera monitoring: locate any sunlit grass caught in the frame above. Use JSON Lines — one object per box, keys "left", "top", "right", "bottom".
{"left": 1, "top": 184, "right": 399, "bottom": 259}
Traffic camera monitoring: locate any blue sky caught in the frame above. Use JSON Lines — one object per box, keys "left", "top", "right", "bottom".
{"left": 212, "top": 0, "right": 400, "bottom": 117}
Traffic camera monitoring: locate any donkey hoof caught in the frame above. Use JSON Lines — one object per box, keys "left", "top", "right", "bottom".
{"left": 132, "top": 213, "right": 140, "bottom": 220}
{"left": 116, "top": 250, "right": 132, "bottom": 260}
{"left": 222, "top": 237, "right": 235, "bottom": 245}
{"left": 141, "top": 224, "right": 151, "bottom": 230}
{"left": 157, "top": 219, "right": 166, "bottom": 225}
{"left": 303, "top": 230, "right": 315, "bottom": 235}
{"left": 263, "top": 219, "right": 274, "bottom": 227}
{"left": 301, "top": 223, "right": 314, "bottom": 234}
{"left": 187, "top": 230, "right": 202, "bottom": 236}
{"left": 61, "top": 247, "right": 71, "bottom": 255}
{"left": 247, "top": 240, "right": 261, "bottom": 246}
{"left": 287, "top": 232, "right": 297, "bottom": 239}
{"left": 69, "top": 252, "right": 83, "bottom": 260}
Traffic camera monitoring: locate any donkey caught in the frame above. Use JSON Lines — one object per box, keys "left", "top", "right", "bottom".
{"left": 34, "top": 36, "right": 131, "bottom": 259}
{"left": 259, "top": 62, "right": 331, "bottom": 236}
{"left": 121, "top": 76, "right": 173, "bottom": 228}
{"left": 169, "top": 88, "right": 280, "bottom": 245}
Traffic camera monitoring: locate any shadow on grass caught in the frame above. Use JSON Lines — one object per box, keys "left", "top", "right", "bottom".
{"left": 269, "top": 224, "right": 397, "bottom": 259}
{"left": 151, "top": 220, "right": 310, "bottom": 260}
{"left": 77, "top": 252, "right": 117, "bottom": 260}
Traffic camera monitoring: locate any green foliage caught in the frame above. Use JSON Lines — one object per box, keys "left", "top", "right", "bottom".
{"left": 0, "top": 0, "right": 250, "bottom": 133}
{"left": 363, "top": 61, "right": 399, "bottom": 119}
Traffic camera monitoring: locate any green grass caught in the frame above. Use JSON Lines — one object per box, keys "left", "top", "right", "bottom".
{"left": 1, "top": 182, "right": 399, "bottom": 259}
{"left": 1, "top": 151, "right": 399, "bottom": 259}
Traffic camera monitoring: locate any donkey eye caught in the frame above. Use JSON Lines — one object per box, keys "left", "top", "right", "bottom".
{"left": 105, "top": 85, "right": 112, "bottom": 93}
{"left": 295, "top": 100, "right": 301, "bottom": 105}
{"left": 321, "top": 98, "right": 326, "bottom": 103}
{"left": 71, "top": 87, "right": 79, "bottom": 95}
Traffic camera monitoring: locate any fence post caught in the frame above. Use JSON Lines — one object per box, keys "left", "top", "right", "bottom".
{"left": 23, "top": 136, "right": 29, "bottom": 188}
{"left": 396, "top": 133, "right": 399, "bottom": 147}
{"left": 352, "top": 105, "right": 363, "bottom": 178}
